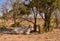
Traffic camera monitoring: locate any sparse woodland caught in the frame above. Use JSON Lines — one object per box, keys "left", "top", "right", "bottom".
{"left": 0, "top": 0, "right": 60, "bottom": 34}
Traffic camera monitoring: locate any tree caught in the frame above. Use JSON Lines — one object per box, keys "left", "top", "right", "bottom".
{"left": 9, "top": 0, "right": 23, "bottom": 27}
{"left": 1, "top": 2, "right": 9, "bottom": 27}
{"left": 23, "top": 0, "right": 43, "bottom": 32}
{"left": 24, "top": 0, "right": 57, "bottom": 32}
{"left": 40, "top": 0, "right": 57, "bottom": 31}
{"left": 55, "top": 0, "right": 60, "bottom": 28}
{"left": 9, "top": 0, "right": 31, "bottom": 27}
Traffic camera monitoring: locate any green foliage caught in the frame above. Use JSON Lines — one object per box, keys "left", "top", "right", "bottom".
{"left": 11, "top": 22, "right": 20, "bottom": 27}
{"left": 11, "top": 22, "right": 24, "bottom": 27}
{"left": 0, "top": 24, "right": 6, "bottom": 28}
{"left": 1, "top": 0, "right": 60, "bottom": 33}
{"left": 57, "top": 0, "right": 60, "bottom": 9}
{"left": 2, "top": 13, "right": 9, "bottom": 20}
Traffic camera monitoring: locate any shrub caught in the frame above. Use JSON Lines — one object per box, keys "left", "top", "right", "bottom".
{"left": 11, "top": 22, "right": 24, "bottom": 27}
{"left": 0, "top": 24, "right": 6, "bottom": 28}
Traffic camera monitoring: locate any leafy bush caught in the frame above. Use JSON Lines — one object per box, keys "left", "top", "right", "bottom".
{"left": 0, "top": 24, "right": 6, "bottom": 28}
{"left": 11, "top": 22, "right": 24, "bottom": 27}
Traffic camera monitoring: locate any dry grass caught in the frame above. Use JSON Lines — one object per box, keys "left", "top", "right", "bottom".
{"left": 0, "top": 19, "right": 44, "bottom": 27}
{"left": 0, "top": 19, "right": 60, "bottom": 41}
{"left": 0, "top": 29, "right": 60, "bottom": 41}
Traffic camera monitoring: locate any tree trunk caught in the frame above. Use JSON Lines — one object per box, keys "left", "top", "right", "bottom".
{"left": 44, "top": 12, "right": 51, "bottom": 32}
{"left": 33, "top": 16, "right": 37, "bottom": 32}
{"left": 13, "top": 14, "right": 16, "bottom": 27}
{"left": 55, "top": 11, "right": 59, "bottom": 28}
{"left": 32, "top": 8, "right": 37, "bottom": 32}
{"left": 38, "top": 25, "right": 41, "bottom": 33}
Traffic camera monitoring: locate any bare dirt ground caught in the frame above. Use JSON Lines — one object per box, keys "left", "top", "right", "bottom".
{"left": 0, "top": 29, "right": 60, "bottom": 41}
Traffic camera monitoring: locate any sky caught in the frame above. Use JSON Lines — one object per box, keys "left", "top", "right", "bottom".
{"left": 0, "top": 0, "right": 6, "bottom": 3}
{"left": 0, "top": 0, "right": 28, "bottom": 16}
{"left": 0, "top": 0, "right": 7, "bottom": 16}
{"left": 0, "top": 0, "right": 44, "bottom": 17}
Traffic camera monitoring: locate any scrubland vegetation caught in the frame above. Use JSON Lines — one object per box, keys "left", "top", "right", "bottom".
{"left": 0, "top": 0, "right": 60, "bottom": 41}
